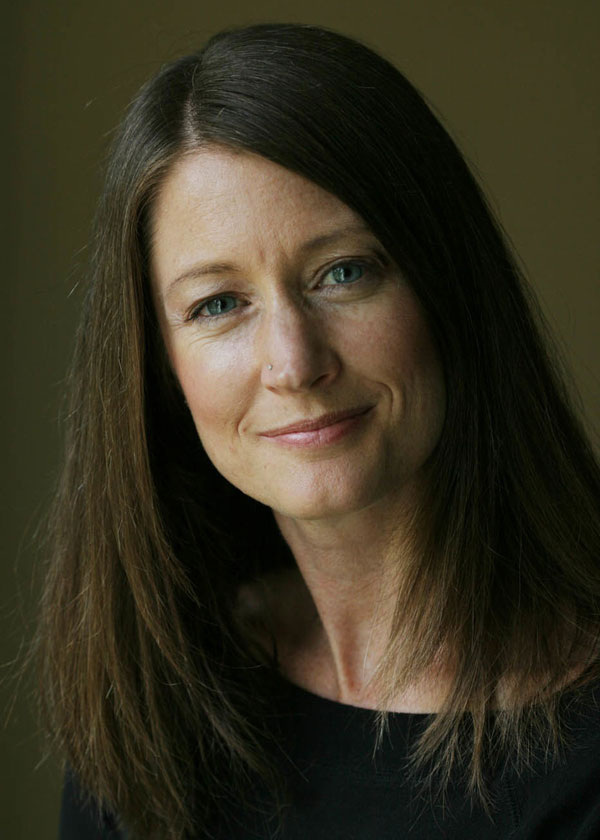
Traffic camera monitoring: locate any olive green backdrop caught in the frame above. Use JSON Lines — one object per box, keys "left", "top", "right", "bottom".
{"left": 3, "top": 1, "right": 598, "bottom": 837}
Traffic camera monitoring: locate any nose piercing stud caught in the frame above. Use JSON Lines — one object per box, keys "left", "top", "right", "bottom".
{"left": 267, "top": 364, "right": 273, "bottom": 370}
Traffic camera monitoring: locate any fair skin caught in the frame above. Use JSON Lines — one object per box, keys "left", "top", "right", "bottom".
{"left": 150, "top": 146, "right": 448, "bottom": 712}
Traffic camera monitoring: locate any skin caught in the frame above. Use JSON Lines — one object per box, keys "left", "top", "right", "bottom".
{"left": 150, "top": 146, "right": 448, "bottom": 711}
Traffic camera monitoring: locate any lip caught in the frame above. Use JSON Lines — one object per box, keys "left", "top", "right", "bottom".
{"left": 260, "top": 405, "right": 373, "bottom": 437}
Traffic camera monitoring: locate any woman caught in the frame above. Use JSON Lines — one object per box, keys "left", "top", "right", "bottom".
{"left": 33, "top": 22, "right": 600, "bottom": 840}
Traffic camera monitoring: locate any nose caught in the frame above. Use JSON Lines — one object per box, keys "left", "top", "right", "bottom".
{"left": 260, "top": 297, "right": 340, "bottom": 393}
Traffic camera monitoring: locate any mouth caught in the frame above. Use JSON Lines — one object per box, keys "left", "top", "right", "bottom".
{"left": 259, "top": 405, "right": 373, "bottom": 438}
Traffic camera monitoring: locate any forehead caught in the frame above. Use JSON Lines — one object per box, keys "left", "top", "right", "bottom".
{"left": 149, "top": 147, "right": 364, "bottom": 274}
{"left": 153, "top": 145, "right": 355, "bottom": 219}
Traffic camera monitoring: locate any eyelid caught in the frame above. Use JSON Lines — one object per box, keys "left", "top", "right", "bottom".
{"left": 318, "top": 257, "right": 376, "bottom": 285}
{"left": 184, "top": 254, "right": 385, "bottom": 322}
{"left": 185, "top": 292, "right": 244, "bottom": 322}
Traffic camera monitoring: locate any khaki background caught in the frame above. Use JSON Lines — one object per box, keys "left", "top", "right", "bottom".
{"left": 2, "top": 1, "right": 598, "bottom": 837}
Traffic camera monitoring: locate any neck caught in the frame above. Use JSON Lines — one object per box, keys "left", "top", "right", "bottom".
{"left": 269, "top": 490, "right": 450, "bottom": 711}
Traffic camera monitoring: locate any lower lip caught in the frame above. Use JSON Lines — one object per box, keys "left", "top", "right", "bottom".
{"left": 261, "top": 408, "right": 372, "bottom": 448}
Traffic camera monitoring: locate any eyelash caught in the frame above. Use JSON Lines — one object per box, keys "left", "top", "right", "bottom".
{"left": 185, "top": 258, "right": 379, "bottom": 323}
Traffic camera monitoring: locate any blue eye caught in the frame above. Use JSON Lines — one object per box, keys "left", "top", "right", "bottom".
{"left": 323, "top": 262, "right": 366, "bottom": 285}
{"left": 194, "top": 295, "right": 239, "bottom": 319}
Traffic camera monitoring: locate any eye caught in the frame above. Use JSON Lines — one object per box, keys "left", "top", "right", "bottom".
{"left": 188, "top": 294, "right": 240, "bottom": 321}
{"left": 320, "top": 261, "right": 367, "bottom": 286}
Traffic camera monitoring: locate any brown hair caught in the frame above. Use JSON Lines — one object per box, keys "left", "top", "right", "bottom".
{"left": 24, "top": 22, "right": 600, "bottom": 839}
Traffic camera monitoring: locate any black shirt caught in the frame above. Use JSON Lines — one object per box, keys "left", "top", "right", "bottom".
{"left": 59, "top": 677, "right": 600, "bottom": 839}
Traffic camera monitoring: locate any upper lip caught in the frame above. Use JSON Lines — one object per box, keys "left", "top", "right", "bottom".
{"left": 260, "top": 405, "right": 372, "bottom": 436}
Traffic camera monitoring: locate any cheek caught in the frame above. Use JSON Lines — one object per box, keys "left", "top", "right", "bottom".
{"left": 339, "top": 298, "right": 439, "bottom": 383}
{"left": 362, "top": 298, "right": 446, "bottom": 429}
{"left": 400, "top": 321, "right": 447, "bottom": 444}
{"left": 170, "top": 345, "right": 248, "bottom": 443}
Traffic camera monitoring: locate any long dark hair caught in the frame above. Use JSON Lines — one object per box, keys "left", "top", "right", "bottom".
{"left": 27, "top": 22, "right": 600, "bottom": 840}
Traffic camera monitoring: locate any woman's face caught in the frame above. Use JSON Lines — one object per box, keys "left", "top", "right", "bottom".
{"left": 150, "top": 147, "right": 446, "bottom": 522}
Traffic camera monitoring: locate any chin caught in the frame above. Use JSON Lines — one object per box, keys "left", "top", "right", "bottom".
{"left": 262, "top": 478, "right": 386, "bottom": 523}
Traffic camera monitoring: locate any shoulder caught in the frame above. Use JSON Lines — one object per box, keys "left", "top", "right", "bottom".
{"left": 500, "top": 678, "right": 600, "bottom": 837}
{"left": 59, "top": 769, "right": 124, "bottom": 840}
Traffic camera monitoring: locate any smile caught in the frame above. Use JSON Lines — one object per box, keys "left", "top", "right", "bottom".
{"left": 259, "top": 406, "right": 373, "bottom": 448}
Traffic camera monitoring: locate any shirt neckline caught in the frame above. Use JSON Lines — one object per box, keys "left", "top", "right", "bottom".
{"left": 277, "top": 672, "right": 435, "bottom": 719}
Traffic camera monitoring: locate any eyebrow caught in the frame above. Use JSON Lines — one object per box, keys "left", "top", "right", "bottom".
{"left": 163, "top": 223, "right": 375, "bottom": 295}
